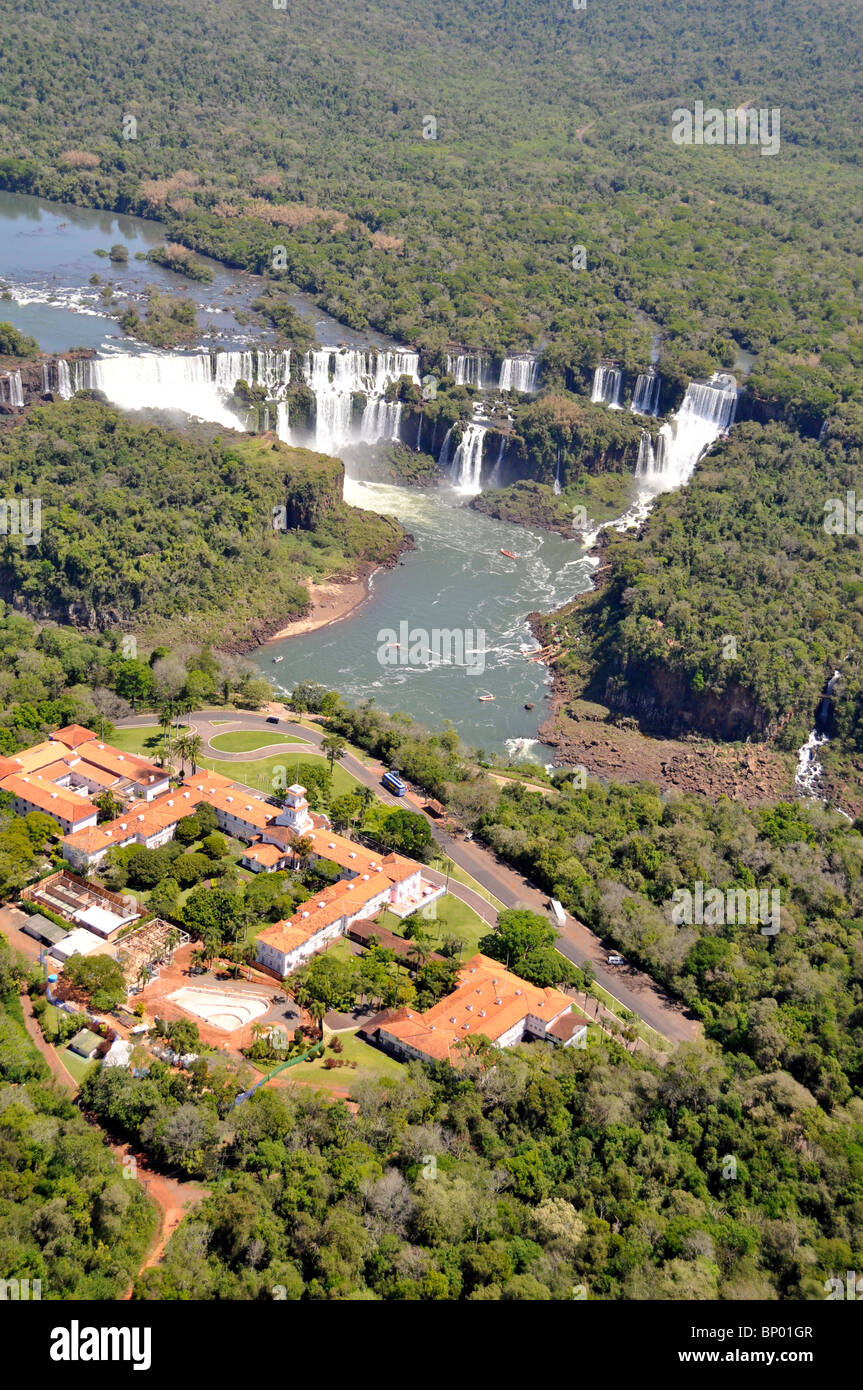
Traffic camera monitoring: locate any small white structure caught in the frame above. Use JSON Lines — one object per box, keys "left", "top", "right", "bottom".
{"left": 102, "top": 1038, "right": 133, "bottom": 1068}
{"left": 51, "top": 928, "right": 105, "bottom": 962}
{"left": 74, "top": 903, "right": 135, "bottom": 938}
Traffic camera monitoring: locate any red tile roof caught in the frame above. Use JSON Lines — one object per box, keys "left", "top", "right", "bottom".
{"left": 379, "top": 954, "right": 576, "bottom": 1063}
{"left": 0, "top": 772, "right": 98, "bottom": 825}
{"left": 51, "top": 723, "right": 98, "bottom": 749}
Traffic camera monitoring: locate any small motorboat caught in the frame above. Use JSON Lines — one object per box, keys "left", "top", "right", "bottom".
{"left": 478, "top": 693, "right": 495, "bottom": 703}
{"left": 500, "top": 549, "right": 520, "bottom": 560}
{"left": 524, "top": 702, "right": 534, "bottom": 710}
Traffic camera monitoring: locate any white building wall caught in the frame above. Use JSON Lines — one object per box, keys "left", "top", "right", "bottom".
{"left": 389, "top": 870, "right": 422, "bottom": 906}
{"left": 493, "top": 1018, "right": 529, "bottom": 1048}
{"left": 10, "top": 795, "right": 98, "bottom": 835}
{"left": 256, "top": 918, "right": 346, "bottom": 977}
{"left": 138, "top": 778, "right": 170, "bottom": 802}
{"left": 344, "top": 889, "right": 391, "bottom": 926}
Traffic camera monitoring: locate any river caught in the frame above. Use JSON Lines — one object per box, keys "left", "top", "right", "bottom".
{"left": 1, "top": 191, "right": 591, "bottom": 758}
{"left": 252, "top": 479, "right": 595, "bottom": 758}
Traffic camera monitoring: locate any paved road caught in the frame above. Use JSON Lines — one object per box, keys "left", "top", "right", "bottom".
{"left": 119, "top": 708, "right": 700, "bottom": 1043}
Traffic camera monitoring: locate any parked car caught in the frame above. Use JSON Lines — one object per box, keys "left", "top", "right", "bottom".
{"left": 607, "top": 954, "right": 625, "bottom": 966}
{"left": 266, "top": 715, "right": 279, "bottom": 724}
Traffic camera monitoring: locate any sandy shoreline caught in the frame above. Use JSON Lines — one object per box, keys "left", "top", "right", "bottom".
{"left": 264, "top": 567, "right": 380, "bottom": 642}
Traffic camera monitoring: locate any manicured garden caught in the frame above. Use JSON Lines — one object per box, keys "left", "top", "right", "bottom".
{"left": 209, "top": 729, "right": 307, "bottom": 753}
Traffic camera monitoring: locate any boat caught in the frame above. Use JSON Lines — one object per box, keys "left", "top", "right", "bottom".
{"left": 500, "top": 549, "right": 520, "bottom": 560}
{"left": 477, "top": 693, "right": 495, "bottom": 703}
{"left": 272, "top": 655, "right": 283, "bottom": 663}
{"left": 524, "top": 702, "right": 534, "bottom": 710}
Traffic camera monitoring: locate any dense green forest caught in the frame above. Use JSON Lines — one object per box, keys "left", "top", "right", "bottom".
{"left": 0, "top": 0, "right": 860, "bottom": 416}
{"left": 0, "top": 398, "right": 405, "bottom": 647}
{"left": 0, "top": 937, "right": 157, "bottom": 1298}
{"left": 81, "top": 1030, "right": 862, "bottom": 1301}
{"left": 529, "top": 405, "right": 863, "bottom": 763}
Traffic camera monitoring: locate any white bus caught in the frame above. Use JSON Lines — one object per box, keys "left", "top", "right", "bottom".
{"left": 549, "top": 898, "right": 566, "bottom": 928}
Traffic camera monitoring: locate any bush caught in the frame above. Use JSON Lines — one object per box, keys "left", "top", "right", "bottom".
{"left": 62, "top": 954, "right": 127, "bottom": 1012}
{"left": 174, "top": 815, "right": 201, "bottom": 845}
{"left": 172, "top": 852, "right": 212, "bottom": 888}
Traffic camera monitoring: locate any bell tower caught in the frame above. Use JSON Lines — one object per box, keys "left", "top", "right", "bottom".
{"left": 275, "top": 783, "right": 313, "bottom": 834}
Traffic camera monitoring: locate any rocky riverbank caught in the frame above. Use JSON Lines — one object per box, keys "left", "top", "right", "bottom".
{"left": 538, "top": 696, "right": 796, "bottom": 802}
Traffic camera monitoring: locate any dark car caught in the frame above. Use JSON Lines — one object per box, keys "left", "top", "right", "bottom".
{"left": 266, "top": 715, "right": 279, "bottom": 724}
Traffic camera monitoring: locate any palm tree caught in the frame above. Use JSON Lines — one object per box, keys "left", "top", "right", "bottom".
{"left": 168, "top": 734, "right": 188, "bottom": 777}
{"left": 321, "top": 734, "right": 347, "bottom": 774}
{"left": 407, "top": 934, "right": 431, "bottom": 976}
{"left": 309, "top": 998, "right": 327, "bottom": 1040}
{"left": 292, "top": 835, "right": 315, "bottom": 873}
{"left": 158, "top": 706, "right": 173, "bottom": 766}
{"left": 356, "top": 784, "right": 374, "bottom": 823}
{"left": 185, "top": 734, "right": 203, "bottom": 774}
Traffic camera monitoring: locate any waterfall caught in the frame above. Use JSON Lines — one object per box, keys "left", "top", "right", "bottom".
{"left": 447, "top": 353, "right": 491, "bottom": 389}
{"left": 553, "top": 448, "right": 562, "bottom": 496}
{"left": 416, "top": 413, "right": 423, "bottom": 453}
{"left": 73, "top": 348, "right": 290, "bottom": 427}
{"left": 0, "top": 371, "right": 24, "bottom": 407}
{"left": 632, "top": 373, "right": 737, "bottom": 493}
{"left": 488, "top": 434, "right": 506, "bottom": 488}
{"left": 450, "top": 424, "right": 487, "bottom": 493}
{"left": 796, "top": 669, "right": 842, "bottom": 799}
{"left": 297, "top": 348, "right": 418, "bottom": 452}
{"left": 438, "top": 427, "right": 454, "bottom": 467}
{"left": 499, "top": 356, "right": 539, "bottom": 393}
{"left": 631, "top": 371, "right": 661, "bottom": 416}
{"left": 591, "top": 365, "right": 622, "bottom": 408}
{"left": 359, "top": 397, "right": 402, "bottom": 444}
{"left": 654, "top": 425, "right": 672, "bottom": 472}
{"left": 635, "top": 431, "right": 656, "bottom": 475}
{"left": 63, "top": 345, "right": 419, "bottom": 453}
{"left": 57, "top": 360, "right": 73, "bottom": 399}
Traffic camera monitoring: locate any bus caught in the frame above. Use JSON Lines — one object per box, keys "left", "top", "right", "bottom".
{"left": 549, "top": 898, "right": 567, "bottom": 928}
{"left": 381, "top": 770, "right": 407, "bottom": 797}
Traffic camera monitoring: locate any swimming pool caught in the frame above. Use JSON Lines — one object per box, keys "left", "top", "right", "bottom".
{"left": 167, "top": 985, "right": 271, "bottom": 1032}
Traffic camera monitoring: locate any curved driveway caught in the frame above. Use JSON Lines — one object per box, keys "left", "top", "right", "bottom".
{"left": 119, "top": 708, "right": 700, "bottom": 1044}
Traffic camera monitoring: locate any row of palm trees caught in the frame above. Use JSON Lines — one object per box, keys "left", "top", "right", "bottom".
{"left": 156, "top": 706, "right": 203, "bottom": 776}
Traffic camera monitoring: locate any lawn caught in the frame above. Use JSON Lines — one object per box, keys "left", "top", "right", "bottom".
{"left": 109, "top": 725, "right": 189, "bottom": 757}
{"left": 201, "top": 753, "right": 361, "bottom": 800}
{"left": 378, "top": 893, "right": 490, "bottom": 959}
{"left": 209, "top": 730, "right": 307, "bottom": 753}
{"left": 272, "top": 1026, "right": 404, "bottom": 1093}
{"left": 429, "top": 855, "right": 505, "bottom": 910}
{"left": 56, "top": 1044, "right": 100, "bottom": 1085}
